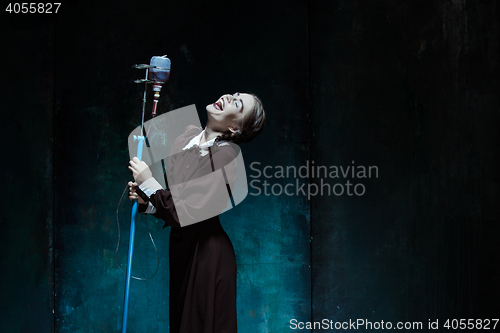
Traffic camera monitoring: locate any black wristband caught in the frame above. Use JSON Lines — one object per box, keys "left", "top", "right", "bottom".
{"left": 135, "top": 186, "right": 150, "bottom": 203}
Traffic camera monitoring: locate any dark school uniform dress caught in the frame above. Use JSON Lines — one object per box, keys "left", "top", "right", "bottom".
{"left": 137, "top": 128, "right": 239, "bottom": 333}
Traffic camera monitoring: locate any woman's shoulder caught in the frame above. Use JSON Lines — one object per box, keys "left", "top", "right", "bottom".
{"left": 184, "top": 124, "right": 202, "bottom": 136}
{"left": 174, "top": 125, "right": 203, "bottom": 146}
{"left": 212, "top": 141, "right": 240, "bottom": 162}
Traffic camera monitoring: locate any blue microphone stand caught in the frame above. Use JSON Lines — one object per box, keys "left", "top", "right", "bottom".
{"left": 121, "top": 135, "right": 145, "bottom": 333}
{"left": 121, "top": 56, "right": 170, "bottom": 333}
{"left": 121, "top": 65, "right": 150, "bottom": 333}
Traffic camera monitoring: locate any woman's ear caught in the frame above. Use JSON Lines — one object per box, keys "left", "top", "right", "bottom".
{"left": 228, "top": 125, "right": 239, "bottom": 134}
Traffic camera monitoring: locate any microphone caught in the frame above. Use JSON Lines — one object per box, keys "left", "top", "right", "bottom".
{"left": 148, "top": 55, "right": 171, "bottom": 117}
{"left": 148, "top": 55, "right": 171, "bottom": 83}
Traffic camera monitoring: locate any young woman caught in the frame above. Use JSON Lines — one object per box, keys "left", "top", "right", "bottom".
{"left": 128, "top": 93, "right": 265, "bottom": 333}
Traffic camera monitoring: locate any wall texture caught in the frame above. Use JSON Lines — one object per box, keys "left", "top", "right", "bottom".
{"left": 0, "top": 13, "right": 55, "bottom": 333}
{"left": 52, "top": 1, "right": 311, "bottom": 332}
{"left": 310, "top": 0, "right": 499, "bottom": 330}
{"left": 1, "top": 0, "right": 498, "bottom": 332}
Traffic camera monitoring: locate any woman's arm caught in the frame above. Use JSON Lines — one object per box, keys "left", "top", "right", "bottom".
{"left": 128, "top": 146, "right": 239, "bottom": 228}
{"left": 128, "top": 158, "right": 181, "bottom": 227}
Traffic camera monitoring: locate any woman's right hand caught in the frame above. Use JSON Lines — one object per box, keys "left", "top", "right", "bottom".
{"left": 128, "top": 181, "right": 145, "bottom": 204}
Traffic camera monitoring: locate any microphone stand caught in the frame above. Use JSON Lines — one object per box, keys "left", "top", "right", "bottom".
{"left": 122, "top": 62, "right": 166, "bottom": 333}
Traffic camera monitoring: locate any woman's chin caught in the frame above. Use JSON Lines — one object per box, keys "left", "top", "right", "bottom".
{"left": 207, "top": 105, "right": 224, "bottom": 117}
{"left": 206, "top": 104, "right": 217, "bottom": 114}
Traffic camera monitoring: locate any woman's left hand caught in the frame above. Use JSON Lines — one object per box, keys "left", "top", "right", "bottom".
{"left": 128, "top": 181, "right": 146, "bottom": 204}
{"left": 128, "top": 157, "right": 153, "bottom": 185}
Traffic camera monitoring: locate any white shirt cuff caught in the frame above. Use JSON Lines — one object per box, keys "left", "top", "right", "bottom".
{"left": 144, "top": 202, "right": 157, "bottom": 214}
{"left": 138, "top": 177, "right": 163, "bottom": 198}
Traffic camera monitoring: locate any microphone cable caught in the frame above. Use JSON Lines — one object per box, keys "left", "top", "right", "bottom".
{"left": 114, "top": 183, "right": 160, "bottom": 281}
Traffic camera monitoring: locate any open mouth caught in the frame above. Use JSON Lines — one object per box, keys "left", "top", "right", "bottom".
{"left": 213, "top": 99, "right": 224, "bottom": 112}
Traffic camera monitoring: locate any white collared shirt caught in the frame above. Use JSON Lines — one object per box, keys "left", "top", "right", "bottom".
{"left": 182, "top": 128, "right": 229, "bottom": 156}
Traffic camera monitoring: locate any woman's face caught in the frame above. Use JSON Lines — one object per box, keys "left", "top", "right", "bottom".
{"left": 206, "top": 93, "right": 255, "bottom": 133}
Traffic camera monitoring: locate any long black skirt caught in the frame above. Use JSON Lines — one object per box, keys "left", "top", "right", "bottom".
{"left": 168, "top": 216, "right": 237, "bottom": 333}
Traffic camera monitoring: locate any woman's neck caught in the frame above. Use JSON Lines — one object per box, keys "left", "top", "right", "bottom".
{"left": 199, "top": 126, "right": 223, "bottom": 145}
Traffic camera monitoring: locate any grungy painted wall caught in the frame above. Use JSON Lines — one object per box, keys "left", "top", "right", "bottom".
{"left": 0, "top": 13, "right": 55, "bottom": 333}
{"left": 52, "top": 1, "right": 310, "bottom": 332}
{"left": 310, "top": 0, "right": 499, "bottom": 330}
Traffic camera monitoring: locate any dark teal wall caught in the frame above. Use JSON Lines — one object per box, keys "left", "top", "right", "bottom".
{"left": 0, "top": 13, "right": 55, "bottom": 333}
{"left": 310, "top": 0, "right": 499, "bottom": 330}
{"left": 1, "top": 0, "right": 499, "bottom": 332}
{"left": 52, "top": 1, "right": 311, "bottom": 332}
